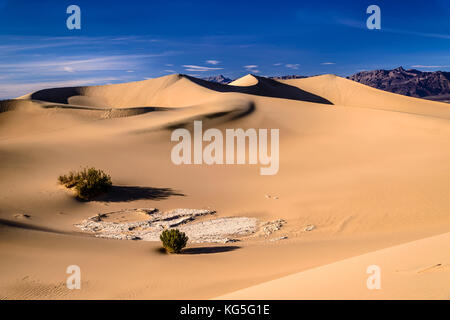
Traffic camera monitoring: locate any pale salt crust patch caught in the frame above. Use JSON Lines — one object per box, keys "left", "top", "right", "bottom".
{"left": 75, "top": 208, "right": 261, "bottom": 243}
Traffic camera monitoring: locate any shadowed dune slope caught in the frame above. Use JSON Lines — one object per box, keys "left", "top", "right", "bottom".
{"left": 0, "top": 98, "right": 168, "bottom": 120}
{"left": 0, "top": 99, "right": 48, "bottom": 113}
{"left": 187, "top": 74, "right": 333, "bottom": 104}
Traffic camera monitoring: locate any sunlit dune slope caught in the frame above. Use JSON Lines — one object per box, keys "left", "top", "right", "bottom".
{"left": 229, "top": 74, "right": 259, "bottom": 86}
{"left": 18, "top": 74, "right": 216, "bottom": 108}
{"left": 216, "top": 232, "right": 450, "bottom": 300}
{"left": 280, "top": 74, "right": 450, "bottom": 118}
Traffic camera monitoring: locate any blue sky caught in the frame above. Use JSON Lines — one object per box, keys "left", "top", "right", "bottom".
{"left": 0, "top": 0, "right": 449, "bottom": 98}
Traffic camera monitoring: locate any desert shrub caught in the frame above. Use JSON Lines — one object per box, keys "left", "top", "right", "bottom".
{"left": 160, "top": 229, "right": 189, "bottom": 254}
{"left": 58, "top": 171, "right": 78, "bottom": 188}
{"left": 58, "top": 167, "right": 112, "bottom": 200}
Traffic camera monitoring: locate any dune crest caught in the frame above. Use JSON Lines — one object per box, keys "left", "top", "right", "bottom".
{"left": 228, "top": 74, "right": 259, "bottom": 86}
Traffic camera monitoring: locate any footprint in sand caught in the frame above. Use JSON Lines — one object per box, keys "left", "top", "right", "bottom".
{"left": 417, "top": 263, "right": 450, "bottom": 274}
{"left": 14, "top": 213, "right": 31, "bottom": 220}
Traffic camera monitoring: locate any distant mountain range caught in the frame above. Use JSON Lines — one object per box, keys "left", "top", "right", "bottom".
{"left": 202, "top": 74, "right": 307, "bottom": 84}
{"left": 269, "top": 75, "right": 307, "bottom": 80}
{"left": 202, "top": 68, "right": 450, "bottom": 102}
{"left": 202, "top": 75, "right": 232, "bottom": 84}
{"left": 348, "top": 67, "right": 450, "bottom": 100}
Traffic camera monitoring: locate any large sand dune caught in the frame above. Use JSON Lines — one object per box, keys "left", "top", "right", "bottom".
{"left": 217, "top": 232, "right": 450, "bottom": 299}
{"left": 1, "top": 73, "right": 449, "bottom": 299}
{"left": 280, "top": 75, "right": 450, "bottom": 118}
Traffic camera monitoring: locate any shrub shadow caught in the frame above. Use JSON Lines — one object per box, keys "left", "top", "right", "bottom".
{"left": 182, "top": 246, "right": 241, "bottom": 255}
{"left": 97, "top": 185, "right": 184, "bottom": 202}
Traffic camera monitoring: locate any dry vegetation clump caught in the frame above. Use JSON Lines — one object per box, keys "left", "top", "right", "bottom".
{"left": 160, "top": 229, "right": 189, "bottom": 254}
{"left": 58, "top": 167, "right": 112, "bottom": 200}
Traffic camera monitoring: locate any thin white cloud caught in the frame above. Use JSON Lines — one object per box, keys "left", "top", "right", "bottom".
{"left": 243, "top": 65, "right": 259, "bottom": 73}
{"left": 337, "top": 19, "right": 450, "bottom": 40}
{"left": 0, "top": 36, "right": 108, "bottom": 54}
{"left": 165, "top": 63, "right": 174, "bottom": 67}
{"left": 0, "top": 51, "right": 176, "bottom": 99}
{"left": 273, "top": 63, "right": 283, "bottom": 66}
{"left": 164, "top": 69, "right": 176, "bottom": 73}
{"left": 206, "top": 60, "right": 220, "bottom": 65}
{"left": 0, "top": 43, "right": 74, "bottom": 53}
{"left": 385, "top": 28, "right": 450, "bottom": 40}
{"left": 182, "top": 65, "right": 223, "bottom": 72}
{"left": 321, "top": 62, "right": 335, "bottom": 65}
{"left": 0, "top": 35, "right": 168, "bottom": 54}
{"left": 0, "top": 78, "right": 120, "bottom": 99}
{"left": 285, "top": 64, "right": 300, "bottom": 69}
{"left": 411, "top": 65, "right": 450, "bottom": 68}
{"left": 0, "top": 54, "right": 158, "bottom": 74}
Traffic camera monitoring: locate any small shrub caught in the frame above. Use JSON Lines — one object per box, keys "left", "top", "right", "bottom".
{"left": 160, "top": 229, "right": 188, "bottom": 254}
{"left": 58, "top": 167, "right": 112, "bottom": 200}
{"left": 58, "top": 171, "right": 78, "bottom": 188}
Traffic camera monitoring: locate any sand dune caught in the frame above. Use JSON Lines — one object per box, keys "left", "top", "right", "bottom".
{"left": 187, "top": 74, "right": 333, "bottom": 104}
{"left": 19, "top": 74, "right": 217, "bottom": 108}
{"left": 229, "top": 74, "right": 259, "bottom": 86}
{"left": 17, "top": 74, "right": 333, "bottom": 109}
{"left": 0, "top": 73, "right": 449, "bottom": 299}
{"left": 281, "top": 75, "right": 450, "bottom": 118}
{"left": 216, "top": 232, "right": 450, "bottom": 299}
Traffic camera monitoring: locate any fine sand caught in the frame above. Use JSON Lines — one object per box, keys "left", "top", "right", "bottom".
{"left": 0, "top": 74, "right": 449, "bottom": 299}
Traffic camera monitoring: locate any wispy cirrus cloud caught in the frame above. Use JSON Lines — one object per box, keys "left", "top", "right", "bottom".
{"left": 411, "top": 65, "right": 450, "bottom": 68}
{"left": 337, "top": 19, "right": 450, "bottom": 40}
{"left": 244, "top": 65, "right": 259, "bottom": 73}
{"left": 383, "top": 28, "right": 450, "bottom": 40}
{"left": 0, "top": 34, "right": 179, "bottom": 99}
{"left": 206, "top": 60, "right": 220, "bottom": 65}
{"left": 321, "top": 62, "right": 335, "bottom": 65}
{"left": 0, "top": 77, "right": 121, "bottom": 99}
{"left": 0, "top": 35, "right": 164, "bottom": 54}
{"left": 0, "top": 54, "right": 163, "bottom": 74}
{"left": 182, "top": 65, "right": 223, "bottom": 72}
{"left": 285, "top": 64, "right": 300, "bottom": 69}
{"left": 0, "top": 52, "right": 167, "bottom": 98}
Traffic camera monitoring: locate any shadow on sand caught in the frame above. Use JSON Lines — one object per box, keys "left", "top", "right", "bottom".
{"left": 155, "top": 246, "right": 240, "bottom": 255}
{"left": 186, "top": 75, "right": 333, "bottom": 105}
{"left": 182, "top": 246, "right": 241, "bottom": 255}
{"left": 96, "top": 186, "right": 184, "bottom": 202}
{"left": 0, "top": 218, "right": 68, "bottom": 234}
